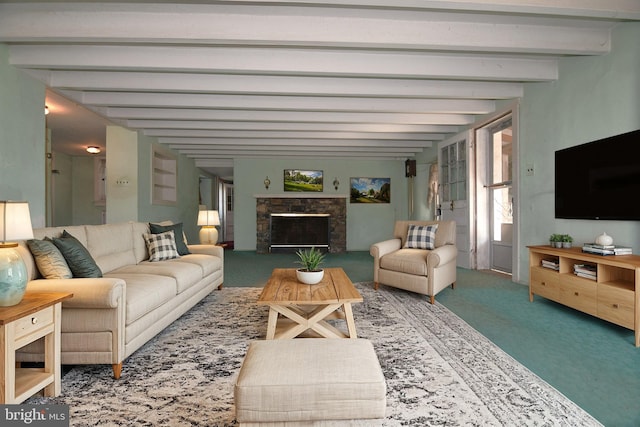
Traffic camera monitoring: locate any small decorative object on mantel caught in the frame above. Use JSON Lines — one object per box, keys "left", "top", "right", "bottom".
{"left": 561, "top": 234, "right": 573, "bottom": 248}
{"left": 295, "top": 247, "right": 326, "bottom": 284}
{"left": 595, "top": 232, "right": 614, "bottom": 246}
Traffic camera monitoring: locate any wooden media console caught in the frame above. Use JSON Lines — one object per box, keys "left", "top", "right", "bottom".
{"left": 528, "top": 245, "right": 640, "bottom": 347}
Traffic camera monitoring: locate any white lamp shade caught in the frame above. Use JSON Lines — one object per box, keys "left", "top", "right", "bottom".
{"left": 197, "top": 210, "right": 220, "bottom": 227}
{"left": 0, "top": 201, "right": 34, "bottom": 244}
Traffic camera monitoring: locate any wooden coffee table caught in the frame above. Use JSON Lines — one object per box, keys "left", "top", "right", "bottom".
{"left": 257, "top": 268, "right": 363, "bottom": 340}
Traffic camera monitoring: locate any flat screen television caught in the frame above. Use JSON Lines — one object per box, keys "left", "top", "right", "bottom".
{"left": 555, "top": 129, "right": 640, "bottom": 220}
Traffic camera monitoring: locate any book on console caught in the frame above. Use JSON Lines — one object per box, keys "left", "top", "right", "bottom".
{"left": 583, "top": 243, "right": 615, "bottom": 249}
{"left": 582, "top": 246, "right": 615, "bottom": 256}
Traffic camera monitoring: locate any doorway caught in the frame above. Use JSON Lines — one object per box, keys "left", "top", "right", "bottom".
{"left": 476, "top": 114, "right": 514, "bottom": 274}
{"left": 220, "top": 180, "right": 234, "bottom": 245}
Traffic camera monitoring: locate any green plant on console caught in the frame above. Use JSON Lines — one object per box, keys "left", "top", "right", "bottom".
{"left": 561, "top": 235, "right": 573, "bottom": 243}
{"left": 550, "top": 234, "right": 562, "bottom": 243}
{"left": 295, "top": 247, "right": 326, "bottom": 272}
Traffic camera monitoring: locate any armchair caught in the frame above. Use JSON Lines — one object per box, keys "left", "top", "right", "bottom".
{"left": 370, "top": 220, "right": 457, "bottom": 304}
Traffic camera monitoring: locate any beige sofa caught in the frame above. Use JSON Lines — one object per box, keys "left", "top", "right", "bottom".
{"left": 370, "top": 220, "right": 457, "bottom": 304}
{"left": 16, "top": 221, "right": 224, "bottom": 379}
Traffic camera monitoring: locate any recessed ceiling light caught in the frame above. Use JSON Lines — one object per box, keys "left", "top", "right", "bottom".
{"left": 86, "top": 146, "right": 101, "bottom": 154}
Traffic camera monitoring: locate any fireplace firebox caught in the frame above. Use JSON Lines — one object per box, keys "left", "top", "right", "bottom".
{"left": 270, "top": 213, "right": 330, "bottom": 252}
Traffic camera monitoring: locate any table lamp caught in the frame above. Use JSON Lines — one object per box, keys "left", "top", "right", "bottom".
{"left": 0, "top": 201, "right": 34, "bottom": 306}
{"left": 197, "top": 210, "right": 220, "bottom": 244}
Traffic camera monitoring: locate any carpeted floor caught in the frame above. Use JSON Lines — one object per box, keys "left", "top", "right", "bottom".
{"left": 28, "top": 283, "right": 601, "bottom": 426}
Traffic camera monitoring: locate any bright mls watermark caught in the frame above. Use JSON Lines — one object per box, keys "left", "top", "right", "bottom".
{"left": 1, "top": 405, "right": 69, "bottom": 426}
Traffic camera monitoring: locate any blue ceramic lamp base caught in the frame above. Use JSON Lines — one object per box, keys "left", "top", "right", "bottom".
{"left": 0, "top": 245, "right": 28, "bottom": 307}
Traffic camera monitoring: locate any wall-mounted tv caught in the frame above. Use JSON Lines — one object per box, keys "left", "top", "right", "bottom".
{"left": 555, "top": 129, "right": 640, "bottom": 220}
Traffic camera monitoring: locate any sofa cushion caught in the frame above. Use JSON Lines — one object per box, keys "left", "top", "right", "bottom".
{"left": 103, "top": 273, "right": 177, "bottom": 325}
{"left": 85, "top": 222, "right": 138, "bottom": 274}
{"left": 149, "top": 222, "right": 190, "bottom": 255}
{"left": 112, "top": 261, "right": 204, "bottom": 294}
{"left": 175, "top": 253, "right": 221, "bottom": 276}
{"left": 380, "top": 248, "right": 428, "bottom": 276}
{"left": 51, "top": 231, "right": 103, "bottom": 278}
{"left": 144, "top": 231, "right": 179, "bottom": 262}
{"left": 26, "top": 239, "right": 73, "bottom": 279}
{"left": 404, "top": 224, "right": 438, "bottom": 250}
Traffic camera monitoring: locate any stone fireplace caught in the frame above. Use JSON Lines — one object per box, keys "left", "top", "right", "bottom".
{"left": 256, "top": 195, "right": 347, "bottom": 254}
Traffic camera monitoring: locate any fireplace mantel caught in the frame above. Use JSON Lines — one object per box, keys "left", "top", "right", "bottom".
{"left": 254, "top": 194, "right": 348, "bottom": 199}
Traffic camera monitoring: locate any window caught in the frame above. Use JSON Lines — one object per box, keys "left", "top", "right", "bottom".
{"left": 440, "top": 139, "right": 466, "bottom": 202}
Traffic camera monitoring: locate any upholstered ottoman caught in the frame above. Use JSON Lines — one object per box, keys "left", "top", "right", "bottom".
{"left": 234, "top": 338, "right": 387, "bottom": 426}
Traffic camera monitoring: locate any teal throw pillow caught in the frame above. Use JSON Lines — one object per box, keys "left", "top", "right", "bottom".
{"left": 51, "top": 230, "right": 103, "bottom": 278}
{"left": 149, "top": 222, "right": 190, "bottom": 255}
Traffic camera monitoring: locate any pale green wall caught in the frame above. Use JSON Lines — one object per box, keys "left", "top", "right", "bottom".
{"left": 0, "top": 44, "right": 46, "bottom": 227}
{"left": 517, "top": 22, "right": 640, "bottom": 283}
{"left": 51, "top": 152, "right": 72, "bottom": 226}
{"left": 233, "top": 158, "right": 410, "bottom": 251}
{"left": 106, "top": 126, "right": 139, "bottom": 223}
{"left": 72, "top": 156, "right": 104, "bottom": 225}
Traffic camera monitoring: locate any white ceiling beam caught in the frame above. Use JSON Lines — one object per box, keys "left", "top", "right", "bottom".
{"left": 71, "top": 91, "right": 495, "bottom": 114}
{"left": 127, "top": 120, "right": 458, "bottom": 133}
{"left": 176, "top": 145, "right": 421, "bottom": 153}
{"left": 149, "top": 130, "right": 442, "bottom": 140}
{"left": 141, "top": 0, "right": 640, "bottom": 20}
{"left": 188, "top": 150, "right": 416, "bottom": 158}
{"left": 0, "top": 3, "right": 614, "bottom": 54}
{"left": 105, "top": 108, "right": 473, "bottom": 125}
{"left": 161, "top": 138, "right": 432, "bottom": 148}
{"left": 40, "top": 71, "right": 524, "bottom": 99}
{"left": 9, "top": 45, "right": 558, "bottom": 81}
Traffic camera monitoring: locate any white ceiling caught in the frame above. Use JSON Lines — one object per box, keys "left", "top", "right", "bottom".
{"left": 2, "top": 1, "right": 639, "bottom": 179}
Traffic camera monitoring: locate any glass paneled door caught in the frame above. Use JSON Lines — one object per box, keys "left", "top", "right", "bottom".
{"left": 487, "top": 118, "right": 513, "bottom": 273}
{"left": 438, "top": 131, "right": 472, "bottom": 269}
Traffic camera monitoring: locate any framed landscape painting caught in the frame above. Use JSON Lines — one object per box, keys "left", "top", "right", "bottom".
{"left": 350, "top": 177, "right": 391, "bottom": 203}
{"left": 284, "top": 170, "right": 323, "bottom": 192}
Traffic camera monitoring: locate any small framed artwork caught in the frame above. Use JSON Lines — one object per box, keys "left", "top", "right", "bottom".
{"left": 350, "top": 177, "right": 391, "bottom": 203}
{"left": 284, "top": 169, "right": 323, "bottom": 192}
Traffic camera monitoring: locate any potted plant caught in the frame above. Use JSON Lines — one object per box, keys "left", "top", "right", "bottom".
{"left": 295, "top": 247, "right": 326, "bottom": 284}
{"left": 561, "top": 234, "right": 573, "bottom": 248}
{"left": 549, "top": 234, "right": 563, "bottom": 248}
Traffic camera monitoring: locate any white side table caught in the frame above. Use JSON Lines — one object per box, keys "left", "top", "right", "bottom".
{"left": 0, "top": 292, "right": 73, "bottom": 404}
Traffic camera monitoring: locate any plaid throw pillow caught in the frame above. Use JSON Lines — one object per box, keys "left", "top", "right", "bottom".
{"left": 404, "top": 224, "right": 439, "bottom": 250}
{"left": 144, "top": 230, "right": 179, "bottom": 262}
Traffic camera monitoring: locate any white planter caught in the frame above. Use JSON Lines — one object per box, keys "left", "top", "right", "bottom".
{"left": 296, "top": 269, "right": 324, "bottom": 285}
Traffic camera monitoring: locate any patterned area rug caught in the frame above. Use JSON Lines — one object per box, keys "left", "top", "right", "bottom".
{"left": 28, "top": 283, "right": 602, "bottom": 426}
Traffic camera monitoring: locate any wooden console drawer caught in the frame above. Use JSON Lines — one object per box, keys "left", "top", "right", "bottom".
{"left": 598, "top": 285, "right": 634, "bottom": 330}
{"left": 13, "top": 306, "right": 54, "bottom": 341}
{"left": 530, "top": 267, "right": 560, "bottom": 301}
{"left": 560, "top": 275, "right": 597, "bottom": 316}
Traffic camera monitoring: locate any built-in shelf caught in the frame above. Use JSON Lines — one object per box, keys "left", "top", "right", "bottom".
{"left": 152, "top": 147, "right": 177, "bottom": 206}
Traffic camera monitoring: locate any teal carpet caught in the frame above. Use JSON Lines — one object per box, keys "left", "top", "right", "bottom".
{"left": 223, "top": 249, "right": 639, "bottom": 427}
